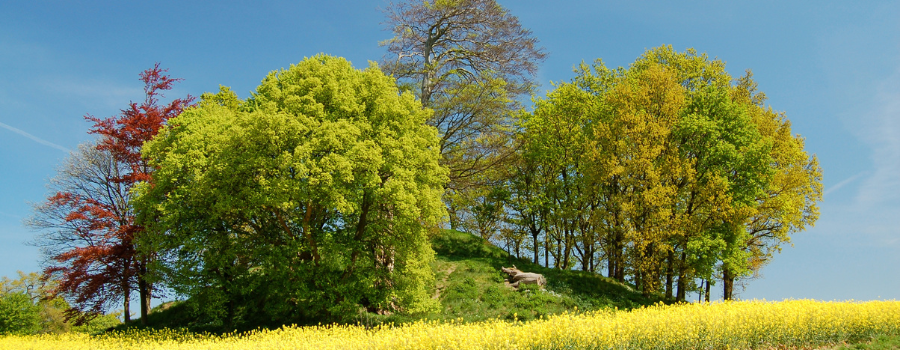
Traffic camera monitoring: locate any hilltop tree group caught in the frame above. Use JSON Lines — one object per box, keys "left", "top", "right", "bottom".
{"left": 492, "top": 47, "right": 822, "bottom": 300}
{"left": 25, "top": 0, "right": 822, "bottom": 331}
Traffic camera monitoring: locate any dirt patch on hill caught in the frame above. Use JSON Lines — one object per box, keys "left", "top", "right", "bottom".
{"left": 432, "top": 265, "right": 457, "bottom": 300}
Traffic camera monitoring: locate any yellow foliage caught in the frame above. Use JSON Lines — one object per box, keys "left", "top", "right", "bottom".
{"left": 3, "top": 300, "right": 898, "bottom": 349}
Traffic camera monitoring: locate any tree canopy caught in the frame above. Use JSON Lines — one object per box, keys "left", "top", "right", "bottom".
{"left": 135, "top": 55, "right": 448, "bottom": 327}
{"left": 382, "top": 0, "right": 546, "bottom": 229}
{"left": 28, "top": 65, "right": 192, "bottom": 325}
{"left": 504, "top": 46, "right": 821, "bottom": 300}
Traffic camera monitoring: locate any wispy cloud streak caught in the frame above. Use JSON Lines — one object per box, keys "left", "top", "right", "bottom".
{"left": 854, "top": 65, "right": 900, "bottom": 206}
{"left": 0, "top": 120, "right": 71, "bottom": 153}
{"left": 824, "top": 171, "right": 867, "bottom": 197}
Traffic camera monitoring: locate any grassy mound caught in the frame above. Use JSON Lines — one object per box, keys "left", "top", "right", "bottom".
{"left": 423, "top": 229, "right": 657, "bottom": 323}
{"left": 126, "top": 229, "right": 659, "bottom": 330}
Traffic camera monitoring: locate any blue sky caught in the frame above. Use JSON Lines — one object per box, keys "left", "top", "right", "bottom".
{"left": 1, "top": 1, "right": 898, "bottom": 303}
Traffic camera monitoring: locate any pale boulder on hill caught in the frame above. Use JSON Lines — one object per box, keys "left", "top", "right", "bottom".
{"left": 501, "top": 266, "right": 546, "bottom": 289}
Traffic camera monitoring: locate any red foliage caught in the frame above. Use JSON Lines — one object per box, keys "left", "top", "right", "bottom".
{"left": 45, "top": 64, "right": 194, "bottom": 324}
{"left": 45, "top": 192, "right": 138, "bottom": 321}
{"left": 86, "top": 63, "right": 194, "bottom": 183}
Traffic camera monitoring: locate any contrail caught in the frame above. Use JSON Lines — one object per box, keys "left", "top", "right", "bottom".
{"left": 823, "top": 171, "right": 867, "bottom": 197}
{"left": 0, "top": 120, "right": 71, "bottom": 153}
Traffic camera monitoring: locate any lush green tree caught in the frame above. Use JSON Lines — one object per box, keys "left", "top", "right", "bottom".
{"left": 719, "top": 71, "right": 823, "bottom": 299}
{"left": 382, "top": 0, "right": 546, "bottom": 228}
{"left": 135, "top": 55, "right": 448, "bottom": 327}
{"left": 516, "top": 46, "right": 819, "bottom": 301}
{"left": 525, "top": 80, "right": 598, "bottom": 270}
{"left": 0, "top": 292, "right": 41, "bottom": 335}
{"left": 0, "top": 271, "right": 120, "bottom": 334}
{"left": 502, "top": 140, "right": 551, "bottom": 266}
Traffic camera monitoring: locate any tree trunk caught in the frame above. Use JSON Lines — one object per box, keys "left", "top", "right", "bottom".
{"left": 544, "top": 239, "right": 549, "bottom": 267}
{"left": 705, "top": 278, "right": 711, "bottom": 303}
{"left": 123, "top": 283, "right": 131, "bottom": 323}
{"left": 723, "top": 269, "right": 735, "bottom": 301}
{"left": 665, "top": 251, "right": 674, "bottom": 300}
{"left": 588, "top": 243, "right": 595, "bottom": 272}
{"left": 607, "top": 244, "right": 616, "bottom": 279}
{"left": 532, "top": 228, "right": 540, "bottom": 265}
{"left": 698, "top": 279, "right": 704, "bottom": 303}
{"left": 139, "top": 279, "right": 150, "bottom": 325}
{"left": 555, "top": 237, "right": 562, "bottom": 268}
{"left": 676, "top": 252, "right": 686, "bottom": 302}
{"left": 139, "top": 262, "right": 150, "bottom": 325}
{"left": 615, "top": 259, "right": 625, "bottom": 282}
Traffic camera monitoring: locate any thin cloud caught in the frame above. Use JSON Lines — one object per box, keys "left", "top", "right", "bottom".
{"left": 823, "top": 171, "right": 867, "bottom": 197}
{"left": 852, "top": 64, "right": 900, "bottom": 206}
{"left": 0, "top": 120, "right": 71, "bottom": 153}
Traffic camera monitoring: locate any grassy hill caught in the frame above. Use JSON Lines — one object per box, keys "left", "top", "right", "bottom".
{"left": 129, "top": 229, "right": 660, "bottom": 331}
{"left": 420, "top": 229, "right": 658, "bottom": 323}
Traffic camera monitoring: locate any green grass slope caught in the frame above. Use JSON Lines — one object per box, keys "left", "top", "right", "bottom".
{"left": 125, "top": 229, "right": 660, "bottom": 331}
{"left": 421, "top": 229, "right": 658, "bottom": 323}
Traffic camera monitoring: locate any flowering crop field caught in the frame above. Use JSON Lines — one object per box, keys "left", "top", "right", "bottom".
{"left": 3, "top": 300, "right": 899, "bottom": 350}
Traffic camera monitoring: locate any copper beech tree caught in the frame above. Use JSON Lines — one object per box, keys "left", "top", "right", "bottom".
{"left": 29, "top": 64, "right": 193, "bottom": 324}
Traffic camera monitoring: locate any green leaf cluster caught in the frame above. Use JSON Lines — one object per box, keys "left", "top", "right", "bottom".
{"left": 0, "top": 271, "right": 120, "bottom": 334}
{"left": 0, "top": 292, "right": 41, "bottom": 335}
{"left": 506, "top": 46, "right": 821, "bottom": 300}
{"left": 135, "top": 55, "right": 448, "bottom": 328}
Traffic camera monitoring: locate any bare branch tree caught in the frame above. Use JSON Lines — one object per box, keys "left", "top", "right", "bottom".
{"left": 382, "top": 0, "right": 546, "bottom": 228}
{"left": 27, "top": 142, "right": 138, "bottom": 324}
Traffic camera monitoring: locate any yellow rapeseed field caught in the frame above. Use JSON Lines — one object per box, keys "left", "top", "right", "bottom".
{"left": 2, "top": 300, "right": 898, "bottom": 350}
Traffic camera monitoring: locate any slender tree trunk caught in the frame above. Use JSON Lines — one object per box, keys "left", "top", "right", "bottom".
{"left": 607, "top": 241, "right": 616, "bottom": 279}
{"left": 532, "top": 228, "right": 540, "bottom": 265}
{"left": 580, "top": 243, "right": 589, "bottom": 272}
{"left": 588, "top": 243, "right": 595, "bottom": 272}
{"left": 544, "top": 239, "right": 549, "bottom": 267}
{"left": 676, "top": 252, "right": 687, "bottom": 302}
{"left": 705, "top": 278, "right": 711, "bottom": 303}
{"left": 614, "top": 242, "right": 625, "bottom": 282}
{"left": 723, "top": 269, "right": 735, "bottom": 301}
{"left": 123, "top": 283, "right": 131, "bottom": 323}
{"left": 665, "top": 251, "right": 674, "bottom": 300}
{"left": 562, "top": 229, "right": 572, "bottom": 270}
{"left": 139, "top": 261, "right": 150, "bottom": 325}
{"left": 139, "top": 280, "right": 150, "bottom": 325}
{"left": 697, "top": 279, "right": 706, "bottom": 303}
{"left": 555, "top": 237, "right": 562, "bottom": 268}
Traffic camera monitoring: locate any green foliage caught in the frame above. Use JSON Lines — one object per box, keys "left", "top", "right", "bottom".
{"left": 135, "top": 54, "right": 448, "bottom": 330}
{"left": 0, "top": 292, "right": 41, "bottom": 335}
{"left": 425, "top": 230, "right": 656, "bottom": 323}
{"left": 71, "top": 312, "right": 121, "bottom": 334}
{"left": 136, "top": 229, "right": 655, "bottom": 330}
{"left": 838, "top": 334, "right": 900, "bottom": 350}
{"left": 0, "top": 271, "right": 121, "bottom": 334}
{"left": 507, "top": 45, "right": 821, "bottom": 302}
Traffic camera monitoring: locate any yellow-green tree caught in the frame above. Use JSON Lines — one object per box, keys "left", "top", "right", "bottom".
{"left": 522, "top": 77, "right": 597, "bottom": 271}
{"left": 0, "top": 272, "right": 119, "bottom": 334}
{"left": 135, "top": 55, "right": 448, "bottom": 327}
{"left": 517, "top": 46, "right": 820, "bottom": 301}
{"left": 719, "top": 71, "right": 823, "bottom": 299}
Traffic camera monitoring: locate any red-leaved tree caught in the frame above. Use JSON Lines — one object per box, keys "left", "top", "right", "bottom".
{"left": 30, "top": 64, "right": 193, "bottom": 325}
